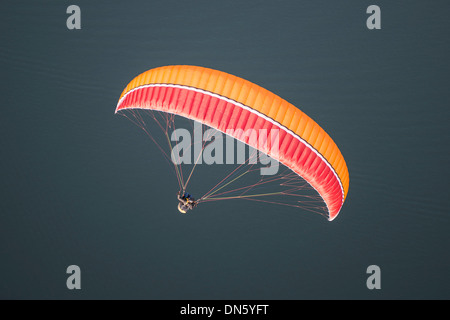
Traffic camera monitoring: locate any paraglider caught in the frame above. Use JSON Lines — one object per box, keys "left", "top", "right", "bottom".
{"left": 177, "top": 191, "right": 198, "bottom": 214}
{"left": 116, "top": 65, "right": 349, "bottom": 221}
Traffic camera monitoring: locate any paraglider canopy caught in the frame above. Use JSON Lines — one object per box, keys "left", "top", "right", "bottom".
{"left": 116, "top": 65, "right": 349, "bottom": 221}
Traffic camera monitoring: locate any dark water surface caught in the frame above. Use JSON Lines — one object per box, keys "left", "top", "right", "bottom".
{"left": 1, "top": 1, "right": 449, "bottom": 299}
